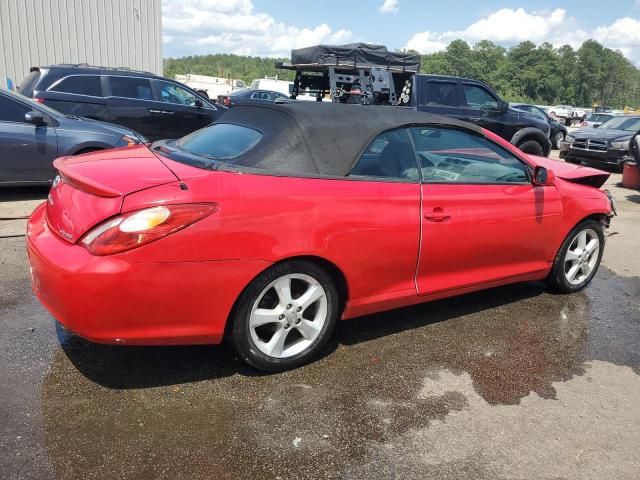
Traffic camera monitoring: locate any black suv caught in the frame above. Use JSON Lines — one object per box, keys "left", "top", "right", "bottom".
{"left": 18, "top": 65, "right": 225, "bottom": 141}
{"left": 412, "top": 76, "right": 551, "bottom": 156}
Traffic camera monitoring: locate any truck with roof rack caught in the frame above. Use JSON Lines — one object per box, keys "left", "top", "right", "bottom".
{"left": 277, "top": 43, "right": 551, "bottom": 156}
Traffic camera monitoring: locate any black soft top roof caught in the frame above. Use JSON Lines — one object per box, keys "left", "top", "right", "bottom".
{"left": 286, "top": 43, "right": 420, "bottom": 72}
{"left": 215, "top": 101, "right": 484, "bottom": 177}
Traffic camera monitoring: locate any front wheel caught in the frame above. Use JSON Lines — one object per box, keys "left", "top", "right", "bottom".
{"left": 553, "top": 131, "right": 565, "bottom": 149}
{"left": 517, "top": 139, "right": 544, "bottom": 156}
{"left": 545, "top": 220, "right": 604, "bottom": 293}
{"left": 231, "top": 260, "right": 340, "bottom": 372}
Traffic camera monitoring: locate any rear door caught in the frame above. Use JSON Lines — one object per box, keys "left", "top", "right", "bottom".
{"left": 104, "top": 75, "right": 166, "bottom": 141}
{"left": 415, "top": 78, "right": 462, "bottom": 118}
{"left": 42, "top": 74, "right": 107, "bottom": 120}
{"left": 411, "top": 126, "right": 562, "bottom": 295}
{"left": 154, "top": 79, "right": 217, "bottom": 138}
{"left": 0, "top": 93, "right": 58, "bottom": 184}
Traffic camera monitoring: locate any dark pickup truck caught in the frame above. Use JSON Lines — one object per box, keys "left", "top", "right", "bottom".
{"left": 278, "top": 43, "right": 551, "bottom": 156}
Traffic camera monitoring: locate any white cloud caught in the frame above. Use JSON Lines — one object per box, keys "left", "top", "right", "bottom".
{"left": 379, "top": 0, "right": 398, "bottom": 14}
{"left": 404, "top": 7, "right": 640, "bottom": 63}
{"left": 162, "top": 0, "right": 352, "bottom": 58}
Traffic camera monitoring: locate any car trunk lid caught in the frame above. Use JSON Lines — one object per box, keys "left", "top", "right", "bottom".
{"left": 47, "top": 146, "right": 178, "bottom": 243}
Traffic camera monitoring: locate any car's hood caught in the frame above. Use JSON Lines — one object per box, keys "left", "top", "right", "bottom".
{"left": 59, "top": 115, "right": 146, "bottom": 141}
{"left": 572, "top": 128, "right": 633, "bottom": 141}
{"left": 526, "top": 155, "right": 610, "bottom": 188}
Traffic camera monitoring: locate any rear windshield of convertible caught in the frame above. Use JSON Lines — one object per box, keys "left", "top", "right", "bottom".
{"left": 176, "top": 123, "right": 262, "bottom": 161}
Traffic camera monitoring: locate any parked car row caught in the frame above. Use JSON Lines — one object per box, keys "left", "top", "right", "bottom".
{"left": 1, "top": 65, "right": 304, "bottom": 186}
{"left": 0, "top": 88, "right": 146, "bottom": 185}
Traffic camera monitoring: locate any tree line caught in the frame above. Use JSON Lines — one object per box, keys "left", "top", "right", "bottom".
{"left": 164, "top": 39, "right": 640, "bottom": 109}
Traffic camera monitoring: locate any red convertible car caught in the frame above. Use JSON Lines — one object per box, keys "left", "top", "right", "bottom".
{"left": 27, "top": 102, "right": 614, "bottom": 371}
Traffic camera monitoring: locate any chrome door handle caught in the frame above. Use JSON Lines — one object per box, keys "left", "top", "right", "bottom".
{"left": 148, "top": 109, "right": 162, "bottom": 114}
{"left": 161, "top": 110, "right": 175, "bottom": 115}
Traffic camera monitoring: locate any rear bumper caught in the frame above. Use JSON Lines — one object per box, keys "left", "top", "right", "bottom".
{"left": 559, "top": 144, "right": 626, "bottom": 167}
{"left": 27, "top": 203, "right": 270, "bottom": 345}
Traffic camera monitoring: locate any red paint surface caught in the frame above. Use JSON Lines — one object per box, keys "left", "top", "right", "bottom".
{"left": 27, "top": 129, "right": 613, "bottom": 345}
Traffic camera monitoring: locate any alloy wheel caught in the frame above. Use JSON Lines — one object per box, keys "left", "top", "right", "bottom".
{"left": 249, "top": 273, "right": 328, "bottom": 359}
{"left": 564, "top": 228, "right": 600, "bottom": 285}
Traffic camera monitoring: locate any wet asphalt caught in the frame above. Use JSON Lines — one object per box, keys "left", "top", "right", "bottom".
{"left": 1, "top": 181, "right": 639, "bottom": 479}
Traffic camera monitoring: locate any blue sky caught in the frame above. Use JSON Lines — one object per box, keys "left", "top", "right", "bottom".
{"left": 162, "top": 1, "right": 640, "bottom": 63}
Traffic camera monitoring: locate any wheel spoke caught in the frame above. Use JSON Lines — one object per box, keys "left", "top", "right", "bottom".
{"left": 263, "top": 326, "right": 289, "bottom": 357}
{"left": 296, "top": 319, "right": 321, "bottom": 340}
{"left": 577, "top": 231, "right": 587, "bottom": 250}
{"left": 273, "top": 277, "right": 292, "bottom": 305}
{"left": 584, "top": 238, "right": 598, "bottom": 255}
{"left": 250, "top": 307, "right": 283, "bottom": 328}
{"left": 565, "top": 249, "right": 579, "bottom": 262}
{"left": 566, "top": 263, "right": 581, "bottom": 282}
{"left": 297, "top": 284, "right": 324, "bottom": 310}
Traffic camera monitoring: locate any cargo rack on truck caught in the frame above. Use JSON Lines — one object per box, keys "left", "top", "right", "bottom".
{"left": 276, "top": 43, "right": 420, "bottom": 105}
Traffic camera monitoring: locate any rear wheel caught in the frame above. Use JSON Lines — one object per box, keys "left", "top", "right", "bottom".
{"left": 517, "top": 139, "right": 544, "bottom": 156}
{"left": 231, "top": 260, "right": 339, "bottom": 371}
{"left": 545, "top": 219, "right": 604, "bottom": 293}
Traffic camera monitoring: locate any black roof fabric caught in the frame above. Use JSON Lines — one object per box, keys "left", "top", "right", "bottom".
{"left": 290, "top": 43, "right": 420, "bottom": 72}
{"left": 215, "top": 101, "right": 484, "bottom": 177}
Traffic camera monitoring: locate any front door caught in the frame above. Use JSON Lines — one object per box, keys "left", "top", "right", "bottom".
{"left": 104, "top": 75, "right": 166, "bottom": 141}
{"left": 409, "top": 126, "right": 562, "bottom": 295}
{"left": 154, "top": 80, "right": 217, "bottom": 138}
{"left": 0, "top": 94, "right": 58, "bottom": 184}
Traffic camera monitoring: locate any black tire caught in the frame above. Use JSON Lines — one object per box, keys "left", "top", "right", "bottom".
{"left": 517, "top": 139, "right": 544, "bottom": 156}
{"left": 231, "top": 260, "right": 340, "bottom": 372}
{"left": 545, "top": 219, "right": 604, "bottom": 293}
{"left": 552, "top": 131, "right": 565, "bottom": 149}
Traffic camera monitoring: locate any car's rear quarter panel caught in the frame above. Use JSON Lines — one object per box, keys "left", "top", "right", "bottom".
{"left": 123, "top": 170, "right": 422, "bottom": 306}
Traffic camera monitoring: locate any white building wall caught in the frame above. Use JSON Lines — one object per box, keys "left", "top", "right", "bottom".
{"left": 0, "top": 0, "right": 162, "bottom": 88}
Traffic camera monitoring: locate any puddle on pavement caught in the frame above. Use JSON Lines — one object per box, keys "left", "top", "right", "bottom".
{"left": 35, "top": 268, "right": 640, "bottom": 479}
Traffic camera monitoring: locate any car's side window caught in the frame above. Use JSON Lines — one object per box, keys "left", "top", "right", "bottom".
{"left": 349, "top": 128, "right": 419, "bottom": 181}
{"left": 409, "top": 127, "right": 530, "bottom": 184}
{"left": 50, "top": 75, "right": 102, "bottom": 97}
{"left": 419, "top": 81, "right": 458, "bottom": 107}
{"left": 463, "top": 84, "right": 498, "bottom": 110}
{"left": 0, "top": 95, "right": 30, "bottom": 123}
{"left": 157, "top": 80, "right": 198, "bottom": 106}
{"left": 108, "top": 76, "right": 154, "bottom": 100}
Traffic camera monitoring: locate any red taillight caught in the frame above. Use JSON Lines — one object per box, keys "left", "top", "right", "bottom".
{"left": 581, "top": 121, "right": 587, "bottom": 127}
{"left": 80, "top": 204, "right": 217, "bottom": 255}
{"left": 33, "top": 98, "right": 45, "bottom": 103}
{"left": 223, "top": 97, "right": 231, "bottom": 106}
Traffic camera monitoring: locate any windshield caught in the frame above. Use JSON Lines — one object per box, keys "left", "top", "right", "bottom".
{"left": 174, "top": 123, "right": 262, "bottom": 164}
{"left": 599, "top": 116, "right": 640, "bottom": 132}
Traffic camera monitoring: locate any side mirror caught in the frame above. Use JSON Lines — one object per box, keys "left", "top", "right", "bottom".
{"left": 194, "top": 98, "right": 204, "bottom": 108}
{"left": 630, "top": 132, "right": 640, "bottom": 162}
{"left": 533, "top": 166, "right": 555, "bottom": 186}
{"left": 499, "top": 100, "right": 509, "bottom": 113}
{"left": 25, "top": 110, "right": 45, "bottom": 125}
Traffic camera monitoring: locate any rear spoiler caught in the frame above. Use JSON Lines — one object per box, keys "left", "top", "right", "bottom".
{"left": 53, "top": 158, "right": 123, "bottom": 198}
